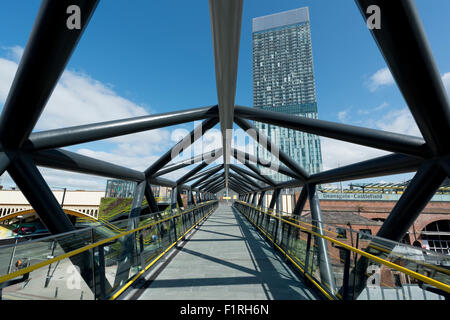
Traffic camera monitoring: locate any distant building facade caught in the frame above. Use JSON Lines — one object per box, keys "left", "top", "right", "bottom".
{"left": 0, "top": 189, "right": 104, "bottom": 221}
{"left": 105, "top": 179, "right": 172, "bottom": 201}
{"left": 105, "top": 180, "right": 137, "bottom": 198}
{"left": 252, "top": 7, "right": 323, "bottom": 181}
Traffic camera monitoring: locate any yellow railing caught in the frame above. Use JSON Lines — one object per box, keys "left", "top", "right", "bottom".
{"left": 235, "top": 201, "right": 450, "bottom": 296}
{"left": 0, "top": 201, "right": 217, "bottom": 287}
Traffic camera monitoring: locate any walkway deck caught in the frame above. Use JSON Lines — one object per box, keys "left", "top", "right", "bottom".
{"left": 125, "top": 203, "right": 319, "bottom": 300}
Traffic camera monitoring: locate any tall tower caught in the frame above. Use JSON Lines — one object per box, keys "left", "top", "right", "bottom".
{"left": 252, "top": 7, "right": 322, "bottom": 182}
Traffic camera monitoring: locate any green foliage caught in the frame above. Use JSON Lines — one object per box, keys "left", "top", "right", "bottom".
{"left": 98, "top": 197, "right": 149, "bottom": 221}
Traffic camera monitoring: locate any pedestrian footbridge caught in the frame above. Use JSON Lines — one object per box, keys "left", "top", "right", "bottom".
{"left": 0, "top": 201, "right": 448, "bottom": 301}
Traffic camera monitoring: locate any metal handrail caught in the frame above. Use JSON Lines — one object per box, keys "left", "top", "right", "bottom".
{"left": 0, "top": 201, "right": 217, "bottom": 285}
{"left": 234, "top": 201, "right": 450, "bottom": 295}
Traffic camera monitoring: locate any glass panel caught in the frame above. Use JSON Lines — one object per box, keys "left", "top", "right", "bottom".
{"left": 1, "top": 252, "right": 95, "bottom": 300}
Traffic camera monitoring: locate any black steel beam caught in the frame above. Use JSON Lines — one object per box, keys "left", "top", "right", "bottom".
{"left": 153, "top": 161, "right": 194, "bottom": 178}
{"left": 185, "top": 164, "right": 223, "bottom": 183}
{"left": 251, "top": 192, "right": 258, "bottom": 205}
{"left": 145, "top": 117, "right": 219, "bottom": 178}
{"left": 209, "top": 0, "right": 243, "bottom": 188}
{"left": 189, "top": 190, "right": 195, "bottom": 205}
{"left": 228, "top": 181, "right": 246, "bottom": 194}
{"left": 196, "top": 173, "right": 224, "bottom": 191}
{"left": 440, "top": 157, "right": 450, "bottom": 178}
{"left": 229, "top": 176, "right": 253, "bottom": 192}
{"left": 268, "top": 189, "right": 280, "bottom": 210}
{"left": 235, "top": 106, "right": 430, "bottom": 158}
{"left": 232, "top": 148, "right": 299, "bottom": 179}
{"left": 31, "top": 149, "right": 145, "bottom": 182}
{"left": 8, "top": 156, "right": 74, "bottom": 233}
{"left": 0, "top": 0, "right": 99, "bottom": 149}
{"left": 144, "top": 181, "right": 159, "bottom": 213}
{"left": 205, "top": 179, "right": 225, "bottom": 193}
{"left": 308, "top": 153, "right": 423, "bottom": 185}
{"left": 210, "top": 183, "right": 224, "bottom": 193}
{"left": 176, "top": 162, "right": 209, "bottom": 186}
{"left": 198, "top": 173, "right": 225, "bottom": 191}
{"left": 7, "top": 155, "right": 99, "bottom": 290}
{"left": 234, "top": 117, "right": 309, "bottom": 182}
{"left": 292, "top": 187, "right": 308, "bottom": 216}
{"left": 0, "top": 152, "right": 12, "bottom": 176}
{"left": 229, "top": 167, "right": 262, "bottom": 189}
{"left": 257, "top": 191, "right": 266, "bottom": 207}
{"left": 211, "top": 183, "right": 226, "bottom": 194}
{"left": 356, "top": 0, "right": 450, "bottom": 156}
{"left": 177, "top": 190, "right": 184, "bottom": 208}
{"left": 189, "top": 165, "right": 224, "bottom": 188}
{"left": 229, "top": 171, "right": 259, "bottom": 190}
{"left": 228, "top": 181, "right": 244, "bottom": 193}
{"left": 376, "top": 161, "right": 447, "bottom": 242}
{"left": 307, "top": 184, "right": 336, "bottom": 294}
{"left": 32, "top": 148, "right": 193, "bottom": 191}
{"left": 229, "top": 161, "right": 275, "bottom": 187}
{"left": 205, "top": 175, "right": 226, "bottom": 190}
{"left": 155, "top": 148, "right": 222, "bottom": 178}
{"left": 26, "top": 106, "right": 219, "bottom": 151}
{"left": 247, "top": 153, "right": 423, "bottom": 194}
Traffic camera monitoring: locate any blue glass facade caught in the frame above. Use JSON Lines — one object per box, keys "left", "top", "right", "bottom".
{"left": 252, "top": 7, "right": 323, "bottom": 182}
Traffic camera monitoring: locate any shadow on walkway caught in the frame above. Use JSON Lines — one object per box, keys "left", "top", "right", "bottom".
{"left": 127, "top": 204, "right": 319, "bottom": 300}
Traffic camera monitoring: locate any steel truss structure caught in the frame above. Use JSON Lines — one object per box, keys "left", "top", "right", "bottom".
{"left": 0, "top": 0, "right": 449, "bottom": 297}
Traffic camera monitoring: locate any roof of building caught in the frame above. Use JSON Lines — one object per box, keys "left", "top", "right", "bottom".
{"left": 301, "top": 211, "right": 383, "bottom": 226}
{"left": 252, "top": 7, "right": 309, "bottom": 32}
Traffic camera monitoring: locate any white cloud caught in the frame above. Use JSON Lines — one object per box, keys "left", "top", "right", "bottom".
{"left": 376, "top": 108, "right": 421, "bottom": 136}
{"left": 320, "top": 137, "right": 388, "bottom": 171}
{"left": 374, "top": 102, "right": 389, "bottom": 111}
{"left": 338, "top": 110, "right": 349, "bottom": 122}
{"left": 366, "top": 67, "right": 395, "bottom": 92}
{"left": 0, "top": 47, "right": 181, "bottom": 190}
{"left": 1, "top": 46, "right": 24, "bottom": 62}
{"left": 0, "top": 58, "right": 17, "bottom": 103}
{"left": 442, "top": 72, "right": 450, "bottom": 97}
{"left": 36, "top": 69, "right": 150, "bottom": 130}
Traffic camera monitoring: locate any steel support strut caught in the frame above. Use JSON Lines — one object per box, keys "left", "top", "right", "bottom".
{"left": 209, "top": 0, "right": 243, "bottom": 188}
{"left": 306, "top": 183, "right": 336, "bottom": 295}
{"left": 234, "top": 106, "right": 429, "bottom": 158}
{"left": 145, "top": 117, "right": 219, "bottom": 178}
{"left": 257, "top": 191, "right": 266, "bottom": 207}
{"left": 0, "top": 0, "right": 99, "bottom": 149}
{"left": 356, "top": 0, "right": 450, "bottom": 156}
{"left": 293, "top": 187, "right": 308, "bottom": 216}
{"left": 26, "top": 106, "right": 219, "bottom": 151}
{"left": 268, "top": 189, "right": 280, "bottom": 210}
{"left": 7, "top": 156, "right": 104, "bottom": 291}
{"left": 376, "top": 161, "right": 447, "bottom": 241}
{"left": 232, "top": 148, "right": 299, "bottom": 179}
{"left": 234, "top": 117, "right": 309, "bottom": 182}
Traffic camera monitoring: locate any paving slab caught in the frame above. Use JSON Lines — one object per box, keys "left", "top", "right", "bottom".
{"left": 131, "top": 203, "right": 319, "bottom": 300}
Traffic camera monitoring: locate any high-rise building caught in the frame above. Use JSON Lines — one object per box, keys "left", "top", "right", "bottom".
{"left": 252, "top": 7, "right": 323, "bottom": 182}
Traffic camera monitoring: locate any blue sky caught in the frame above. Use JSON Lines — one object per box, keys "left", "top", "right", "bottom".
{"left": 0, "top": 0, "right": 449, "bottom": 190}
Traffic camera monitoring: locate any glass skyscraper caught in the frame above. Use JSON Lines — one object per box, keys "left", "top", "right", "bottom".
{"left": 252, "top": 7, "right": 323, "bottom": 182}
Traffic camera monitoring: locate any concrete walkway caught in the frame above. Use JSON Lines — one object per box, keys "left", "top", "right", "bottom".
{"left": 126, "top": 203, "right": 319, "bottom": 300}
